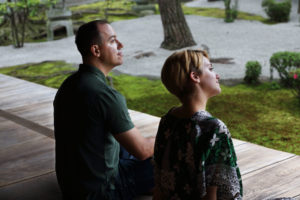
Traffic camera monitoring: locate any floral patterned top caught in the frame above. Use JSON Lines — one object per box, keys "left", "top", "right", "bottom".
{"left": 153, "top": 110, "right": 243, "bottom": 200}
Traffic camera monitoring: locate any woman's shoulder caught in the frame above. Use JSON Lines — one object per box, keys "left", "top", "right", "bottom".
{"left": 192, "top": 112, "right": 231, "bottom": 137}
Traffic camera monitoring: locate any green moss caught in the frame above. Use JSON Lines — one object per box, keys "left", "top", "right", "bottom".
{"left": 181, "top": 6, "right": 273, "bottom": 24}
{"left": 70, "top": 0, "right": 135, "bottom": 12}
{"left": 0, "top": 61, "right": 299, "bottom": 155}
{"left": 70, "top": 0, "right": 138, "bottom": 23}
{"left": 0, "top": 61, "right": 76, "bottom": 88}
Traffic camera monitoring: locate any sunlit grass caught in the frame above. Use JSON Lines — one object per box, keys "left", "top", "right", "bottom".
{"left": 70, "top": 0, "right": 138, "bottom": 23}
{"left": 0, "top": 61, "right": 299, "bottom": 155}
{"left": 182, "top": 6, "right": 273, "bottom": 24}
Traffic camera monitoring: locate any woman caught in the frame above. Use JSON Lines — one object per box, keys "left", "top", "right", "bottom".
{"left": 153, "top": 49, "right": 243, "bottom": 200}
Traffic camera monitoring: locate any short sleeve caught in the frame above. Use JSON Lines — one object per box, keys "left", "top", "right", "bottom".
{"left": 202, "top": 119, "right": 243, "bottom": 200}
{"left": 96, "top": 89, "right": 134, "bottom": 135}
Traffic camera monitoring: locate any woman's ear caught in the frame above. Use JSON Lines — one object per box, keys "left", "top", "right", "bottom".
{"left": 90, "top": 44, "right": 101, "bottom": 57}
{"left": 190, "top": 71, "right": 201, "bottom": 83}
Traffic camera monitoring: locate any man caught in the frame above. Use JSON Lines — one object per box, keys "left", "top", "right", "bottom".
{"left": 54, "top": 20, "right": 155, "bottom": 200}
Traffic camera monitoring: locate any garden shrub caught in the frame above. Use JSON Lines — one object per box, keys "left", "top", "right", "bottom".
{"left": 262, "top": 0, "right": 291, "bottom": 22}
{"left": 270, "top": 51, "right": 300, "bottom": 101}
{"left": 289, "top": 68, "right": 300, "bottom": 100}
{"left": 244, "top": 61, "right": 262, "bottom": 84}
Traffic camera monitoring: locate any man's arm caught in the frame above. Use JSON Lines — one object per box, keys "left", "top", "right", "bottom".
{"left": 113, "top": 127, "right": 155, "bottom": 160}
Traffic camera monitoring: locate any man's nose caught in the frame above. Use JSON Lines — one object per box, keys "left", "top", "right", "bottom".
{"left": 117, "top": 40, "right": 123, "bottom": 49}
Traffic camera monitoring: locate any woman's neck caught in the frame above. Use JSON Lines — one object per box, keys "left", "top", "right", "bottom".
{"left": 172, "top": 93, "right": 208, "bottom": 118}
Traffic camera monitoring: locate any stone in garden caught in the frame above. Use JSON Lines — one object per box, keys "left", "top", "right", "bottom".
{"left": 132, "top": 0, "right": 156, "bottom": 15}
{"left": 46, "top": 0, "right": 74, "bottom": 41}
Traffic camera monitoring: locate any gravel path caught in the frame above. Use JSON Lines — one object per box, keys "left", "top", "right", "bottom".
{"left": 186, "top": 0, "right": 300, "bottom": 23}
{"left": 0, "top": 0, "right": 299, "bottom": 80}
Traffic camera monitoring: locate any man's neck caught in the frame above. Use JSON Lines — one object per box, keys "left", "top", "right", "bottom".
{"left": 83, "top": 58, "right": 112, "bottom": 77}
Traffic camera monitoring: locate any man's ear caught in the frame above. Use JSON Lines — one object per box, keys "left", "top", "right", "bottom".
{"left": 90, "top": 44, "right": 101, "bottom": 57}
{"left": 190, "top": 71, "right": 201, "bottom": 83}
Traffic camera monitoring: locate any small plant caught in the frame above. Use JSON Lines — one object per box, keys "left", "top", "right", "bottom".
{"left": 269, "top": 81, "right": 281, "bottom": 90}
{"left": 270, "top": 51, "right": 300, "bottom": 101}
{"left": 262, "top": 0, "right": 291, "bottom": 22}
{"left": 244, "top": 61, "right": 262, "bottom": 84}
{"left": 270, "top": 52, "right": 300, "bottom": 86}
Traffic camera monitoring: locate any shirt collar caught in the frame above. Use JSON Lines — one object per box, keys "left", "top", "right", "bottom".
{"left": 78, "top": 64, "right": 106, "bottom": 81}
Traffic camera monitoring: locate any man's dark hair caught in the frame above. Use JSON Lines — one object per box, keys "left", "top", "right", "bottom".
{"left": 75, "top": 20, "right": 108, "bottom": 57}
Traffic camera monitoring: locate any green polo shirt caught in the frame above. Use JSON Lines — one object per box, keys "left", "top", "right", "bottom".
{"left": 54, "top": 64, "right": 134, "bottom": 199}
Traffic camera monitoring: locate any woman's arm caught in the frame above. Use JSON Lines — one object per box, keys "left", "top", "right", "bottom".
{"left": 202, "top": 186, "right": 217, "bottom": 200}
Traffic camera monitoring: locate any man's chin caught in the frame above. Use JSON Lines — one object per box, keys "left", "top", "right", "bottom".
{"left": 113, "top": 61, "right": 123, "bottom": 67}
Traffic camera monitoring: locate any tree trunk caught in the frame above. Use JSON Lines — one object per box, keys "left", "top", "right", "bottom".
{"left": 158, "top": 0, "right": 196, "bottom": 50}
{"left": 20, "top": 1, "right": 29, "bottom": 47}
{"left": 8, "top": 0, "right": 22, "bottom": 48}
{"left": 9, "top": 8, "right": 21, "bottom": 47}
{"left": 298, "top": 0, "right": 300, "bottom": 14}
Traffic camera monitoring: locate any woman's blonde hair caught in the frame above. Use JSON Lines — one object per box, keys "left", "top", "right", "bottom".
{"left": 161, "top": 49, "right": 209, "bottom": 99}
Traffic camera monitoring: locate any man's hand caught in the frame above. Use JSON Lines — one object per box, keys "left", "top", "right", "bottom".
{"left": 113, "top": 127, "right": 155, "bottom": 160}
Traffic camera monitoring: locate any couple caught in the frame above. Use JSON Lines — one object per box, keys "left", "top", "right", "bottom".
{"left": 53, "top": 20, "right": 243, "bottom": 200}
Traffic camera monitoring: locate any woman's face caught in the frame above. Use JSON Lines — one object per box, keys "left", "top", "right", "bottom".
{"left": 199, "top": 56, "right": 221, "bottom": 98}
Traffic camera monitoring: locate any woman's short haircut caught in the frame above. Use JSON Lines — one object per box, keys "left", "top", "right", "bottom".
{"left": 161, "top": 49, "right": 209, "bottom": 99}
{"left": 75, "top": 20, "right": 108, "bottom": 57}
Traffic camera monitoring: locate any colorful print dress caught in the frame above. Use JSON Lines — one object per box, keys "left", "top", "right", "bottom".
{"left": 153, "top": 110, "right": 243, "bottom": 200}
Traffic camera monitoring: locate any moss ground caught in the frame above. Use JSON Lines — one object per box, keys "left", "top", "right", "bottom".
{"left": 182, "top": 6, "right": 273, "bottom": 24}
{"left": 0, "top": 61, "right": 299, "bottom": 155}
{"left": 70, "top": 0, "right": 138, "bottom": 23}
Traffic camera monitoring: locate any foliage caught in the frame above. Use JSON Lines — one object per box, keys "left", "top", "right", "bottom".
{"left": 270, "top": 52, "right": 300, "bottom": 88}
{"left": 0, "top": 61, "right": 299, "bottom": 155}
{"left": 244, "top": 61, "right": 262, "bottom": 84}
{"left": 0, "top": 0, "right": 56, "bottom": 48}
{"left": 262, "top": 0, "right": 291, "bottom": 22}
{"left": 289, "top": 68, "right": 300, "bottom": 101}
{"left": 224, "top": 0, "right": 238, "bottom": 22}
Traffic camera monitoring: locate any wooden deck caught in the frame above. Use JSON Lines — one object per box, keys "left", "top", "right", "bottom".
{"left": 0, "top": 73, "right": 299, "bottom": 200}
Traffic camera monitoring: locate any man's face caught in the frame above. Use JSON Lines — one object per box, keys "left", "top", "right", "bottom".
{"left": 97, "top": 24, "right": 123, "bottom": 68}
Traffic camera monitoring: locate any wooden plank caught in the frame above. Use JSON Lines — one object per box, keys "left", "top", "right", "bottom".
{"left": 0, "top": 91, "right": 55, "bottom": 110}
{"left": 235, "top": 142, "right": 295, "bottom": 175}
{"left": 0, "top": 171, "right": 151, "bottom": 200}
{"left": 133, "top": 117, "right": 160, "bottom": 129}
{"left": 135, "top": 195, "right": 152, "bottom": 200}
{"left": 0, "top": 172, "right": 62, "bottom": 200}
{"left": 0, "top": 74, "right": 57, "bottom": 93}
{"left": 6, "top": 101, "right": 54, "bottom": 127}
{"left": 0, "top": 117, "right": 44, "bottom": 150}
{"left": 0, "top": 109, "right": 54, "bottom": 139}
{"left": 137, "top": 121, "right": 160, "bottom": 138}
{"left": 0, "top": 80, "right": 56, "bottom": 98}
{"left": 6, "top": 101, "right": 53, "bottom": 115}
{"left": 130, "top": 111, "right": 152, "bottom": 122}
{"left": 0, "top": 136, "right": 55, "bottom": 187}
{"left": 243, "top": 156, "right": 300, "bottom": 200}
{"left": 232, "top": 138, "right": 246, "bottom": 146}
